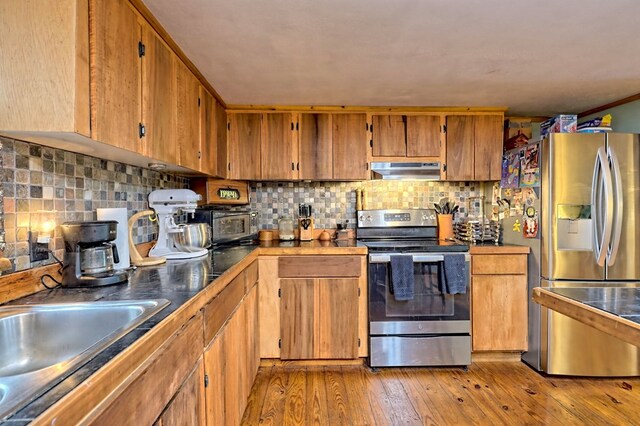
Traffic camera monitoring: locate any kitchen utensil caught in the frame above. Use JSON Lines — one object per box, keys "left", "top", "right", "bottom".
{"left": 172, "top": 223, "right": 211, "bottom": 252}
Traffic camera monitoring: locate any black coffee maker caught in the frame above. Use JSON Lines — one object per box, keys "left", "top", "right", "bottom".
{"left": 60, "top": 221, "right": 129, "bottom": 287}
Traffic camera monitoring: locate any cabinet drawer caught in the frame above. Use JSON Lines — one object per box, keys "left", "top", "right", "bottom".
{"left": 245, "top": 260, "right": 258, "bottom": 291}
{"left": 278, "top": 256, "right": 361, "bottom": 278}
{"left": 472, "top": 254, "right": 527, "bottom": 275}
{"left": 203, "top": 272, "right": 245, "bottom": 345}
{"left": 93, "top": 313, "right": 203, "bottom": 425}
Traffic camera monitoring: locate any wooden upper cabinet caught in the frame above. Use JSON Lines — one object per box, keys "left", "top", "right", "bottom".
{"left": 199, "top": 88, "right": 217, "bottom": 176}
{"left": 141, "top": 23, "right": 176, "bottom": 164}
{"left": 174, "top": 58, "right": 201, "bottom": 170}
{"left": 299, "top": 113, "right": 333, "bottom": 180}
{"left": 215, "top": 101, "right": 228, "bottom": 178}
{"left": 90, "top": 0, "right": 141, "bottom": 152}
{"left": 332, "top": 113, "right": 368, "bottom": 180}
{"left": 372, "top": 115, "right": 406, "bottom": 157}
{"left": 261, "top": 113, "right": 295, "bottom": 180}
{"left": 473, "top": 114, "right": 503, "bottom": 180}
{"left": 229, "top": 113, "right": 262, "bottom": 180}
{"left": 446, "top": 114, "right": 503, "bottom": 181}
{"left": 446, "top": 115, "right": 476, "bottom": 181}
{"left": 406, "top": 115, "right": 441, "bottom": 157}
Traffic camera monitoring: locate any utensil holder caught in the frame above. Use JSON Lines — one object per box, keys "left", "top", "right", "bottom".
{"left": 299, "top": 218, "right": 314, "bottom": 241}
{"left": 437, "top": 214, "right": 454, "bottom": 240}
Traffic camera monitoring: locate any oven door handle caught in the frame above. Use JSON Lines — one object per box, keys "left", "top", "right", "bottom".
{"left": 369, "top": 254, "right": 445, "bottom": 263}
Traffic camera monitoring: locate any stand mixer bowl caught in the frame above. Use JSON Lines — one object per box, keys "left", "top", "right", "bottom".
{"left": 172, "top": 223, "right": 211, "bottom": 252}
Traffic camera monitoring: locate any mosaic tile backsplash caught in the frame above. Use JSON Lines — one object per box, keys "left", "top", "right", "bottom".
{"left": 250, "top": 180, "right": 486, "bottom": 230}
{"left": 0, "top": 137, "right": 189, "bottom": 273}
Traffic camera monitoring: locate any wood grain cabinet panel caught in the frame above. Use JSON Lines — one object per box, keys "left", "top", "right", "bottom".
{"left": 471, "top": 253, "right": 528, "bottom": 352}
{"left": 199, "top": 88, "right": 217, "bottom": 176}
{"left": 299, "top": 113, "right": 333, "bottom": 180}
{"left": 278, "top": 256, "right": 361, "bottom": 278}
{"left": 174, "top": 58, "right": 201, "bottom": 170}
{"left": 280, "top": 278, "right": 316, "bottom": 360}
{"left": 406, "top": 115, "right": 441, "bottom": 157}
{"left": 228, "top": 113, "right": 262, "bottom": 180}
{"left": 215, "top": 100, "right": 228, "bottom": 178}
{"left": 204, "top": 323, "right": 226, "bottom": 426}
{"left": 446, "top": 114, "right": 503, "bottom": 181}
{"left": 262, "top": 113, "right": 295, "bottom": 180}
{"left": 332, "top": 113, "right": 368, "bottom": 180}
{"left": 372, "top": 115, "right": 406, "bottom": 157}
{"left": 155, "top": 357, "right": 206, "bottom": 426}
{"left": 90, "top": 0, "right": 141, "bottom": 152}
{"left": 141, "top": 23, "right": 176, "bottom": 164}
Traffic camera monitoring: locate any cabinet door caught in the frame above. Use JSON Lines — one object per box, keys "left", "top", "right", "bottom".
{"left": 204, "top": 330, "right": 226, "bottom": 426}
{"left": 333, "top": 113, "right": 368, "bottom": 180}
{"left": 261, "top": 113, "right": 294, "bottom": 180}
{"left": 372, "top": 115, "right": 406, "bottom": 157}
{"left": 199, "top": 88, "right": 217, "bottom": 176}
{"left": 445, "top": 115, "right": 474, "bottom": 181}
{"left": 280, "top": 278, "right": 315, "bottom": 360}
{"left": 299, "top": 113, "right": 333, "bottom": 180}
{"left": 471, "top": 275, "right": 528, "bottom": 351}
{"left": 90, "top": 0, "right": 141, "bottom": 151}
{"left": 229, "top": 113, "right": 261, "bottom": 180}
{"left": 317, "top": 278, "right": 359, "bottom": 359}
{"left": 224, "top": 306, "right": 244, "bottom": 426}
{"left": 407, "top": 115, "right": 440, "bottom": 157}
{"left": 473, "top": 115, "right": 503, "bottom": 180}
{"left": 155, "top": 358, "right": 206, "bottom": 426}
{"left": 215, "top": 100, "right": 228, "bottom": 178}
{"left": 141, "top": 24, "right": 176, "bottom": 164}
{"left": 175, "top": 59, "right": 201, "bottom": 170}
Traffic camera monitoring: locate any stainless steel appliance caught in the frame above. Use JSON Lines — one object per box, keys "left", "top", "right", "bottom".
{"left": 370, "top": 162, "right": 441, "bottom": 180}
{"left": 503, "top": 133, "right": 640, "bottom": 376}
{"left": 357, "top": 209, "right": 471, "bottom": 367}
{"left": 189, "top": 208, "right": 257, "bottom": 245}
{"left": 60, "top": 221, "right": 128, "bottom": 287}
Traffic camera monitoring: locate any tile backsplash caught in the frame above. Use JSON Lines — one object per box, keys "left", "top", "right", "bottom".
{"left": 250, "top": 180, "right": 486, "bottom": 230}
{"left": 0, "top": 137, "right": 189, "bottom": 273}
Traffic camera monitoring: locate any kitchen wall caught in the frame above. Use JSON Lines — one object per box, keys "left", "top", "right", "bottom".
{"left": 0, "top": 137, "right": 189, "bottom": 273}
{"left": 579, "top": 99, "right": 640, "bottom": 133}
{"left": 250, "top": 180, "right": 487, "bottom": 230}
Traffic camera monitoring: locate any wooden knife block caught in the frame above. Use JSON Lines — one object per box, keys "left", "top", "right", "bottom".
{"left": 298, "top": 218, "right": 314, "bottom": 241}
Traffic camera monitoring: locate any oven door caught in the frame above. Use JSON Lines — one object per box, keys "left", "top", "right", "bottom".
{"left": 368, "top": 253, "right": 470, "bottom": 335}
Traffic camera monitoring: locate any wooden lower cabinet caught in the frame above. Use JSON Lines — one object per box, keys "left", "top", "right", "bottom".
{"left": 471, "top": 252, "right": 528, "bottom": 352}
{"left": 203, "top": 284, "right": 259, "bottom": 426}
{"left": 92, "top": 312, "right": 204, "bottom": 425}
{"left": 280, "top": 277, "right": 359, "bottom": 360}
{"left": 155, "top": 357, "right": 206, "bottom": 426}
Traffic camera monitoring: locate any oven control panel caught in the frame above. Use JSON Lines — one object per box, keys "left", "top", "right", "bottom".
{"left": 357, "top": 209, "right": 437, "bottom": 227}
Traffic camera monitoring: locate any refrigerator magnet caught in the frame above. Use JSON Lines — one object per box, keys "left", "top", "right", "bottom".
{"left": 523, "top": 206, "right": 538, "bottom": 238}
{"left": 512, "top": 219, "right": 521, "bottom": 233}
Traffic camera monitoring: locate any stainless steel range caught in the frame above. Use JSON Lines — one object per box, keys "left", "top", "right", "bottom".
{"left": 357, "top": 209, "right": 471, "bottom": 368}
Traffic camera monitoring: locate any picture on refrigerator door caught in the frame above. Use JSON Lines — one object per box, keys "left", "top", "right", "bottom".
{"left": 501, "top": 150, "right": 521, "bottom": 188}
{"left": 519, "top": 143, "right": 540, "bottom": 187}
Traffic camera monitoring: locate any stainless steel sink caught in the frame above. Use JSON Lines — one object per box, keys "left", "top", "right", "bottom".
{"left": 0, "top": 299, "right": 170, "bottom": 420}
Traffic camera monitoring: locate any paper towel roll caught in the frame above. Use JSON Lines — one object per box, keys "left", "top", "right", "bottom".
{"left": 97, "top": 208, "right": 131, "bottom": 270}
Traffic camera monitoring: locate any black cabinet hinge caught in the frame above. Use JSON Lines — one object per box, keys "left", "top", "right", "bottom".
{"left": 278, "top": 288, "right": 281, "bottom": 298}
{"left": 198, "top": 97, "right": 201, "bottom": 107}
{"left": 442, "top": 124, "right": 447, "bottom": 133}
{"left": 358, "top": 288, "right": 361, "bottom": 297}
{"left": 366, "top": 163, "right": 369, "bottom": 170}
{"left": 443, "top": 164, "right": 447, "bottom": 172}
{"left": 138, "top": 123, "right": 145, "bottom": 138}
{"left": 198, "top": 151, "right": 202, "bottom": 160}
{"left": 204, "top": 374, "right": 209, "bottom": 388}
{"left": 296, "top": 122, "right": 299, "bottom": 131}
{"left": 227, "top": 122, "right": 231, "bottom": 131}
{"left": 369, "top": 139, "right": 373, "bottom": 148}
{"left": 358, "top": 338, "right": 361, "bottom": 347}
{"left": 291, "top": 122, "right": 294, "bottom": 131}
{"left": 291, "top": 162, "right": 295, "bottom": 171}
{"left": 228, "top": 162, "right": 231, "bottom": 171}
{"left": 138, "top": 41, "right": 145, "bottom": 57}
{"left": 296, "top": 162, "right": 299, "bottom": 171}
{"left": 278, "top": 338, "right": 282, "bottom": 348}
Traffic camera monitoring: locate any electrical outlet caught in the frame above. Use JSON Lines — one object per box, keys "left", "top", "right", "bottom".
{"left": 29, "top": 231, "right": 49, "bottom": 262}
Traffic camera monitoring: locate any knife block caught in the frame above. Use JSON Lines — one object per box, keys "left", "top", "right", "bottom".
{"left": 298, "top": 218, "right": 314, "bottom": 241}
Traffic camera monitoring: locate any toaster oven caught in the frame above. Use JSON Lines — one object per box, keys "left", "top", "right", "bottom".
{"left": 188, "top": 209, "right": 257, "bottom": 245}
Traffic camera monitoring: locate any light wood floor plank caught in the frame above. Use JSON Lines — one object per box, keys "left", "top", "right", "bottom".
{"left": 242, "top": 362, "right": 640, "bottom": 425}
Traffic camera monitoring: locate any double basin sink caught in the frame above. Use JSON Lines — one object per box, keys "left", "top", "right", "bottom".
{"left": 0, "top": 299, "right": 170, "bottom": 420}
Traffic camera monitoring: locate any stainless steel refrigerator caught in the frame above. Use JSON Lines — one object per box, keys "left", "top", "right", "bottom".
{"left": 503, "top": 133, "right": 640, "bottom": 376}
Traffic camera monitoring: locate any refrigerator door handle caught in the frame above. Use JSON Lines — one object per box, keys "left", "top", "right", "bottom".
{"left": 591, "top": 147, "right": 613, "bottom": 267}
{"left": 607, "top": 146, "right": 623, "bottom": 266}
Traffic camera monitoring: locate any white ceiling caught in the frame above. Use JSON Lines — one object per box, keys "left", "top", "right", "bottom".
{"left": 144, "top": 0, "right": 640, "bottom": 116}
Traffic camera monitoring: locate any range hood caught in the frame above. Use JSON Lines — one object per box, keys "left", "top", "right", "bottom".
{"left": 370, "top": 162, "right": 441, "bottom": 180}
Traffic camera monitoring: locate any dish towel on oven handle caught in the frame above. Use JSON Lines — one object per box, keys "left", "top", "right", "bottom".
{"left": 440, "top": 254, "right": 467, "bottom": 294}
{"left": 390, "top": 255, "right": 415, "bottom": 301}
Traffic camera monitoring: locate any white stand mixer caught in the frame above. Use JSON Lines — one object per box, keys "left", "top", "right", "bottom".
{"left": 148, "top": 189, "right": 208, "bottom": 260}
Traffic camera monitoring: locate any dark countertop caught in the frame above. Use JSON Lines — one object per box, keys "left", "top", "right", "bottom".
{"left": 546, "top": 287, "right": 640, "bottom": 324}
{"left": 2, "top": 240, "right": 364, "bottom": 423}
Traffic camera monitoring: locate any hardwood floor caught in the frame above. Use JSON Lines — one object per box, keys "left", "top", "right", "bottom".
{"left": 241, "top": 361, "right": 640, "bottom": 425}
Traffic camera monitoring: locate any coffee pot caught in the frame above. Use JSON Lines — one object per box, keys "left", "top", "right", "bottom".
{"left": 60, "top": 221, "right": 128, "bottom": 287}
